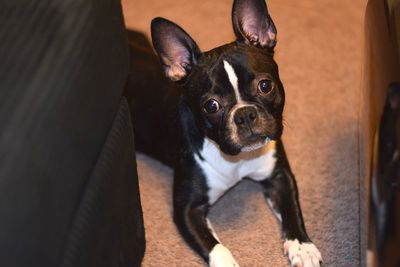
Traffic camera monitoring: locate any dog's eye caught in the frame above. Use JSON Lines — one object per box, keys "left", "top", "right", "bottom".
{"left": 203, "top": 99, "right": 221, "bottom": 114}
{"left": 258, "top": 79, "right": 273, "bottom": 94}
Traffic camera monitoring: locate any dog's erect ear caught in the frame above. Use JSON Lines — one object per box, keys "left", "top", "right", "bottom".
{"left": 151, "top": 17, "right": 201, "bottom": 82}
{"left": 232, "top": 0, "right": 277, "bottom": 49}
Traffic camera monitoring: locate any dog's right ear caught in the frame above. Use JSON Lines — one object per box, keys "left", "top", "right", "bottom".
{"left": 151, "top": 17, "right": 201, "bottom": 82}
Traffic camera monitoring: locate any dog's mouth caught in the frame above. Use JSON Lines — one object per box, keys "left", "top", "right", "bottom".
{"left": 217, "top": 134, "right": 272, "bottom": 155}
{"left": 240, "top": 136, "right": 271, "bottom": 152}
{"left": 236, "top": 123, "right": 283, "bottom": 153}
{"left": 217, "top": 120, "right": 283, "bottom": 155}
{"left": 237, "top": 122, "right": 282, "bottom": 153}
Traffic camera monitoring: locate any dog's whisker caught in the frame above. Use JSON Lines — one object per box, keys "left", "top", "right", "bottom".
{"left": 282, "top": 117, "right": 292, "bottom": 131}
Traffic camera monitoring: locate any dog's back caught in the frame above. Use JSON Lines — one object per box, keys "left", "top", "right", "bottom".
{"left": 124, "top": 30, "right": 180, "bottom": 166}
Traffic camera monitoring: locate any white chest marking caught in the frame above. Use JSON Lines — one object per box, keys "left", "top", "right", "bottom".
{"left": 194, "top": 138, "right": 277, "bottom": 204}
{"left": 223, "top": 60, "right": 243, "bottom": 104}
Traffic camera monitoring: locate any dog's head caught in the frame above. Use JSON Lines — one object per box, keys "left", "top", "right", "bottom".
{"left": 151, "top": 0, "right": 284, "bottom": 155}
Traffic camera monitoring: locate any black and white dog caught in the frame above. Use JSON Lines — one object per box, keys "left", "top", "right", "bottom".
{"left": 127, "top": 0, "right": 322, "bottom": 266}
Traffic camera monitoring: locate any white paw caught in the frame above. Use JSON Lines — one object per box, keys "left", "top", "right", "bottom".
{"left": 209, "top": 244, "right": 240, "bottom": 267}
{"left": 284, "top": 239, "right": 322, "bottom": 267}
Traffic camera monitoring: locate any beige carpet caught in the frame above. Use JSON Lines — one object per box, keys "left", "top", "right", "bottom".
{"left": 122, "top": 0, "right": 367, "bottom": 266}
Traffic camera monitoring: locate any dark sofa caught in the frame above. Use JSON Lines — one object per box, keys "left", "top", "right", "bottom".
{"left": 0, "top": 0, "right": 145, "bottom": 266}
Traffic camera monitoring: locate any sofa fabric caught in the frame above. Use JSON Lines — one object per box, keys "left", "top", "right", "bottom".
{"left": 0, "top": 0, "right": 144, "bottom": 266}
{"left": 61, "top": 98, "right": 145, "bottom": 267}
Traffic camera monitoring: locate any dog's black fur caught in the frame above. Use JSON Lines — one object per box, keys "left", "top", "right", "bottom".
{"left": 125, "top": 0, "right": 322, "bottom": 266}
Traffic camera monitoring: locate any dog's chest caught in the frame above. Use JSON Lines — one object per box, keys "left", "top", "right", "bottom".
{"left": 194, "top": 138, "right": 277, "bottom": 204}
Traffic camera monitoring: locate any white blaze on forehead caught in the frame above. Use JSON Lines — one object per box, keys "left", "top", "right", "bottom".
{"left": 223, "top": 60, "right": 243, "bottom": 104}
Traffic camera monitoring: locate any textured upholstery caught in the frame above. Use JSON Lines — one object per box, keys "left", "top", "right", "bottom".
{"left": 0, "top": 0, "right": 144, "bottom": 266}
{"left": 61, "top": 99, "right": 145, "bottom": 267}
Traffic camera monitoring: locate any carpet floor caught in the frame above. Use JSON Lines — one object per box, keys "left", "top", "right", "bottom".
{"left": 122, "top": 0, "right": 366, "bottom": 266}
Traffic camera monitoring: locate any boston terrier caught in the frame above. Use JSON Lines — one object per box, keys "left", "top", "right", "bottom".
{"left": 126, "top": 0, "right": 323, "bottom": 266}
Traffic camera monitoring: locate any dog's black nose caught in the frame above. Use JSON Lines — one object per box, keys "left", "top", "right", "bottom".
{"left": 234, "top": 106, "right": 258, "bottom": 126}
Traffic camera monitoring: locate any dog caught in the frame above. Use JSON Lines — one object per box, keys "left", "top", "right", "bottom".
{"left": 125, "top": 0, "right": 323, "bottom": 266}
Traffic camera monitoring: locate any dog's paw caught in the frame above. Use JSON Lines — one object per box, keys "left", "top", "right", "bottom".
{"left": 284, "top": 239, "right": 322, "bottom": 267}
{"left": 209, "top": 244, "right": 240, "bottom": 267}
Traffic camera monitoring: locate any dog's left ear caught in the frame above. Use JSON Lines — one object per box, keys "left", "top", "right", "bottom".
{"left": 232, "top": 0, "right": 277, "bottom": 49}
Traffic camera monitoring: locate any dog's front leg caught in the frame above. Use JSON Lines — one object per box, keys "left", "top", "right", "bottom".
{"left": 259, "top": 144, "right": 323, "bottom": 267}
{"left": 173, "top": 175, "right": 239, "bottom": 267}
